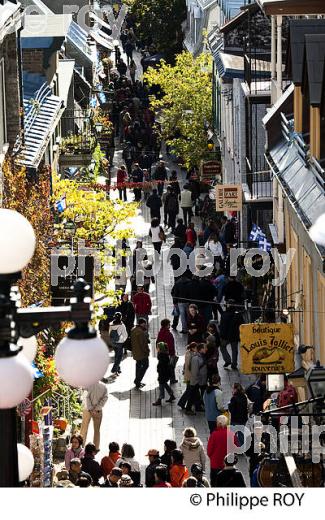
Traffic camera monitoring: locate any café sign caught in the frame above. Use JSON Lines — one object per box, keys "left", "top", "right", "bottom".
{"left": 216, "top": 184, "right": 242, "bottom": 211}
{"left": 240, "top": 323, "right": 295, "bottom": 374}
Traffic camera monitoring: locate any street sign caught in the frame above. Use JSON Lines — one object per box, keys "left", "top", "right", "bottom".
{"left": 216, "top": 184, "right": 242, "bottom": 211}
{"left": 240, "top": 323, "right": 295, "bottom": 374}
{"left": 200, "top": 160, "right": 221, "bottom": 181}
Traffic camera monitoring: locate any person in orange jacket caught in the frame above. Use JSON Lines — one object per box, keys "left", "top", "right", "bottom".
{"left": 169, "top": 449, "right": 189, "bottom": 487}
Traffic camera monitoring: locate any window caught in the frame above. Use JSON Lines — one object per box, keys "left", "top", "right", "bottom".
{"left": 0, "top": 58, "right": 7, "bottom": 152}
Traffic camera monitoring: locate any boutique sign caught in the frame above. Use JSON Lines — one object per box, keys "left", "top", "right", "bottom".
{"left": 240, "top": 323, "right": 295, "bottom": 374}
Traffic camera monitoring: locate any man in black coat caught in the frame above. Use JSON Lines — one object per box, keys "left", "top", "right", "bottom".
{"left": 145, "top": 449, "right": 161, "bottom": 487}
{"left": 81, "top": 444, "right": 103, "bottom": 486}
{"left": 131, "top": 163, "right": 144, "bottom": 202}
{"left": 173, "top": 218, "right": 187, "bottom": 247}
{"left": 222, "top": 275, "right": 245, "bottom": 305}
{"left": 214, "top": 455, "right": 246, "bottom": 487}
{"left": 219, "top": 302, "right": 244, "bottom": 369}
{"left": 153, "top": 160, "right": 168, "bottom": 196}
{"left": 171, "top": 275, "right": 192, "bottom": 333}
{"left": 146, "top": 189, "right": 162, "bottom": 221}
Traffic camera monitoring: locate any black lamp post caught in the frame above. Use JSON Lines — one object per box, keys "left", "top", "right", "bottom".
{"left": 306, "top": 361, "right": 325, "bottom": 399}
{"left": 0, "top": 209, "right": 109, "bottom": 487}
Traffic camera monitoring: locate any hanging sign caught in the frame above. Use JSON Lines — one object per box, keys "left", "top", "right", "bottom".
{"left": 216, "top": 184, "right": 242, "bottom": 211}
{"left": 240, "top": 323, "right": 295, "bottom": 374}
{"left": 200, "top": 160, "right": 222, "bottom": 181}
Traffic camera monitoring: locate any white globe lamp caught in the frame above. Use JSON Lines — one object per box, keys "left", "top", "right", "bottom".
{"left": 19, "top": 336, "right": 38, "bottom": 363}
{"left": 0, "top": 209, "right": 36, "bottom": 274}
{"left": 55, "top": 335, "right": 110, "bottom": 388}
{"left": 17, "top": 444, "right": 34, "bottom": 482}
{"left": 0, "top": 353, "right": 34, "bottom": 408}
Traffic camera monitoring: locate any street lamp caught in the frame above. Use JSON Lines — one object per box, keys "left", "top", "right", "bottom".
{"left": 306, "top": 361, "right": 325, "bottom": 398}
{"left": 0, "top": 209, "right": 109, "bottom": 487}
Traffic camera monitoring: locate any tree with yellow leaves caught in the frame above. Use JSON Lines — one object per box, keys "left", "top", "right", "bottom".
{"left": 144, "top": 51, "right": 213, "bottom": 168}
{"left": 52, "top": 174, "right": 138, "bottom": 303}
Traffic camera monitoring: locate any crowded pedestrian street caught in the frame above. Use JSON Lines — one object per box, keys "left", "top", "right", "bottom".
{"left": 1, "top": 0, "right": 325, "bottom": 509}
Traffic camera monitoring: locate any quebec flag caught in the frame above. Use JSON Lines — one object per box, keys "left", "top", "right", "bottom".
{"left": 249, "top": 224, "right": 266, "bottom": 242}
{"left": 258, "top": 236, "right": 272, "bottom": 252}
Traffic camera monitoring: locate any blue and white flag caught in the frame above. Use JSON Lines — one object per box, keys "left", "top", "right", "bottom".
{"left": 258, "top": 236, "right": 272, "bottom": 252}
{"left": 249, "top": 224, "right": 266, "bottom": 242}
{"left": 56, "top": 196, "right": 66, "bottom": 213}
{"left": 31, "top": 362, "right": 44, "bottom": 379}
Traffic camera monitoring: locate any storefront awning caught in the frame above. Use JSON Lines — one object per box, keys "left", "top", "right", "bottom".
{"left": 15, "top": 84, "right": 64, "bottom": 169}
{"left": 89, "top": 29, "right": 114, "bottom": 50}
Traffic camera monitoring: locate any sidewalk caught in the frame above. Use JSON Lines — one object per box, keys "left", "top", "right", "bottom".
{"left": 85, "top": 23, "right": 254, "bottom": 485}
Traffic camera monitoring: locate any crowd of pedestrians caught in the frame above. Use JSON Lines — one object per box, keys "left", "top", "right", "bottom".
{"left": 54, "top": 8, "right": 300, "bottom": 490}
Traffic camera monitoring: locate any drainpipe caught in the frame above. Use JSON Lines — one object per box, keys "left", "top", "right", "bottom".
{"left": 271, "top": 15, "right": 276, "bottom": 104}
{"left": 17, "top": 13, "right": 25, "bottom": 148}
{"left": 276, "top": 15, "right": 283, "bottom": 101}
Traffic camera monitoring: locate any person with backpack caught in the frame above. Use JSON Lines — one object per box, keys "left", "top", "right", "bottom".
{"left": 203, "top": 375, "right": 224, "bottom": 433}
{"left": 109, "top": 312, "right": 128, "bottom": 376}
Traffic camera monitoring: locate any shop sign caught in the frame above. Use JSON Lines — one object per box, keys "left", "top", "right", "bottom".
{"left": 216, "top": 184, "right": 242, "bottom": 211}
{"left": 200, "top": 160, "right": 221, "bottom": 181}
{"left": 240, "top": 323, "right": 295, "bottom": 374}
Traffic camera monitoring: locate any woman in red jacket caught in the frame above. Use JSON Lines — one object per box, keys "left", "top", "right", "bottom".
{"left": 156, "top": 319, "right": 178, "bottom": 384}
{"left": 117, "top": 164, "right": 128, "bottom": 201}
{"left": 207, "top": 414, "right": 238, "bottom": 487}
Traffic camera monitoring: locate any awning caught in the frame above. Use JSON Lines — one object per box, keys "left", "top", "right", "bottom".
{"left": 15, "top": 84, "right": 64, "bottom": 169}
{"left": 67, "top": 21, "right": 97, "bottom": 63}
{"left": 89, "top": 12, "right": 112, "bottom": 34}
{"left": 89, "top": 29, "right": 114, "bottom": 50}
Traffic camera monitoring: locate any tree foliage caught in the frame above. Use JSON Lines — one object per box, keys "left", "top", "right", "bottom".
{"left": 127, "top": 0, "right": 186, "bottom": 58}
{"left": 52, "top": 175, "right": 138, "bottom": 303}
{"left": 144, "top": 52, "right": 213, "bottom": 168}
{"left": 2, "top": 159, "right": 52, "bottom": 307}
